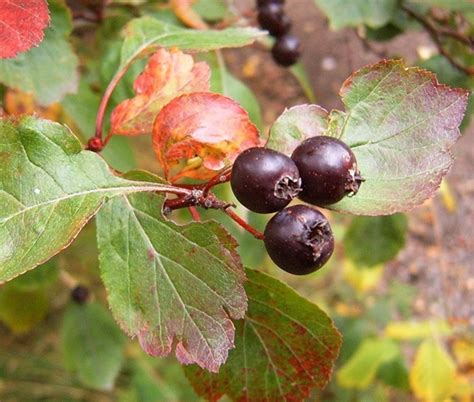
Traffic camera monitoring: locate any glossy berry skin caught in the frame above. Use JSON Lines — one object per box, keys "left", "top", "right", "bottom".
{"left": 264, "top": 205, "right": 334, "bottom": 275}
{"left": 291, "top": 136, "right": 363, "bottom": 206}
{"left": 272, "top": 34, "right": 301, "bottom": 67}
{"left": 257, "top": 4, "right": 291, "bottom": 37}
{"left": 231, "top": 147, "right": 301, "bottom": 213}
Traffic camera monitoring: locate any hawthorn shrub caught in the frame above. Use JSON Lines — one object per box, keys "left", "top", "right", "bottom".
{"left": 0, "top": 0, "right": 472, "bottom": 401}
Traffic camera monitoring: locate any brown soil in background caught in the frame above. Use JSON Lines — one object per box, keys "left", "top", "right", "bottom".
{"left": 228, "top": 0, "right": 474, "bottom": 326}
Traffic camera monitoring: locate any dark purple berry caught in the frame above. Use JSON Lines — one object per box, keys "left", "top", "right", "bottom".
{"left": 257, "top": 4, "right": 291, "bottom": 37}
{"left": 291, "top": 136, "right": 363, "bottom": 206}
{"left": 231, "top": 147, "right": 301, "bottom": 213}
{"left": 257, "top": 0, "right": 284, "bottom": 7}
{"left": 272, "top": 35, "right": 301, "bottom": 67}
{"left": 71, "top": 285, "right": 90, "bottom": 304}
{"left": 264, "top": 205, "right": 334, "bottom": 275}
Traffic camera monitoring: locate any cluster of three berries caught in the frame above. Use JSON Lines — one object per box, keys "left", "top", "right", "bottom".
{"left": 256, "top": 0, "right": 301, "bottom": 66}
{"left": 231, "top": 136, "right": 363, "bottom": 275}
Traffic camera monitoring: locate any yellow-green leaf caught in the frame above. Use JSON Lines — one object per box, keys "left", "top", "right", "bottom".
{"left": 385, "top": 320, "right": 452, "bottom": 341}
{"left": 410, "top": 339, "right": 456, "bottom": 401}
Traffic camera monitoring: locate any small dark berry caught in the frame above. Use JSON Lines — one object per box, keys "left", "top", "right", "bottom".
{"left": 257, "top": 4, "right": 291, "bottom": 37}
{"left": 231, "top": 147, "right": 301, "bottom": 213}
{"left": 264, "top": 205, "right": 334, "bottom": 275}
{"left": 257, "top": 0, "right": 284, "bottom": 7}
{"left": 291, "top": 136, "right": 363, "bottom": 206}
{"left": 71, "top": 285, "right": 90, "bottom": 304}
{"left": 272, "top": 35, "right": 301, "bottom": 67}
{"left": 87, "top": 137, "right": 103, "bottom": 152}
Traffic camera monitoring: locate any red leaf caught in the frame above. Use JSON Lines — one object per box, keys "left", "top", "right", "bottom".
{"left": 111, "top": 48, "right": 211, "bottom": 136}
{"left": 0, "top": 0, "right": 50, "bottom": 59}
{"left": 152, "top": 92, "right": 261, "bottom": 181}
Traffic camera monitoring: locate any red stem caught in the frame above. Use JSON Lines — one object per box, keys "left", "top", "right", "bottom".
{"left": 224, "top": 208, "right": 264, "bottom": 240}
{"left": 203, "top": 166, "right": 233, "bottom": 196}
{"left": 188, "top": 206, "right": 201, "bottom": 222}
{"left": 94, "top": 62, "right": 132, "bottom": 146}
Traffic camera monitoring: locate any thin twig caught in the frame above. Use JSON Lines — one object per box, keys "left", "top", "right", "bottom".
{"left": 401, "top": 5, "right": 474, "bottom": 76}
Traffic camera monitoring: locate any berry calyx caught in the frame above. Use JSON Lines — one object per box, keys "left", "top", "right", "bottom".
{"left": 231, "top": 147, "right": 301, "bottom": 213}
{"left": 258, "top": 4, "right": 291, "bottom": 37}
{"left": 291, "top": 136, "right": 363, "bottom": 206}
{"left": 264, "top": 205, "right": 334, "bottom": 275}
{"left": 271, "top": 35, "right": 301, "bottom": 67}
{"left": 71, "top": 285, "right": 90, "bottom": 304}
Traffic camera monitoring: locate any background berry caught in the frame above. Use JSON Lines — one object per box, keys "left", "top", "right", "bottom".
{"left": 271, "top": 34, "right": 301, "bottom": 66}
{"left": 291, "top": 136, "right": 363, "bottom": 205}
{"left": 257, "top": 0, "right": 285, "bottom": 7}
{"left": 231, "top": 147, "right": 301, "bottom": 213}
{"left": 71, "top": 285, "right": 90, "bottom": 304}
{"left": 258, "top": 4, "right": 292, "bottom": 37}
{"left": 264, "top": 205, "right": 334, "bottom": 275}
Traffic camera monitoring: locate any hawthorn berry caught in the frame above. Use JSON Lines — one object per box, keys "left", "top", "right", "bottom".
{"left": 264, "top": 205, "right": 334, "bottom": 275}
{"left": 257, "top": 0, "right": 284, "bottom": 6}
{"left": 71, "top": 285, "right": 90, "bottom": 304}
{"left": 272, "top": 34, "right": 301, "bottom": 67}
{"left": 87, "top": 137, "right": 103, "bottom": 152}
{"left": 291, "top": 136, "right": 363, "bottom": 206}
{"left": 257, "top": 3, "right": 291, "bottom": 37}
{"left": 231, "top": 147, "right": 301, "bottom": 213}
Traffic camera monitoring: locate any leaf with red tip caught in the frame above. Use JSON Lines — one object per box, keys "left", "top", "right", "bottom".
{"left": 111, "top": 49, "right": 210, "bottom": 136}
{"left": 152, "top": 92, "right": 261, "bottom": 181}
{"left": 0, "top": 0, "right": 50, "bottom": 59}
{"left": 185, "top": 269, "right": 342, "bottom": 401}
{"left": 327, "top": 59, "right": 469, "bottom": 215}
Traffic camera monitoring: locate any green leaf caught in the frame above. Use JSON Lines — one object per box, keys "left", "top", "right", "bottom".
{"left": 0, "top": 0, "right": 79, "bottom": 105}
{"left": 328, "top": 60, "right": 469, "bottom": 215}
{"left": 61, "top": 302, "right": 126, "bottom": 391}
{"left": 337, "top": 338, "right": 400, "bottom": 389}
{"left": 267, "top": 104, "right": 328, "bottom": 155}
{"left": 120, "top": 17, "right": 265, "bottom": 70}
{"left": 96, "top": 171, "right": 247, "bottom": 373}
{"left": 343, "top": 214, "right": 408, "bottom": 267}
{"left": 314, "top": 0, "right": 397, "bottom": 29}
{"left": 8, "top": 260, "right": 59, "bottom": 291}
{"left": 0, "top": 117, "right": 182, "bottom": 283}
{"left": 205, "top": 51, "right": 263, "bottom": 131}
{"left": 410, "top": 339, "right": 456, "bottom": 401}
{"left": 185, "top": 269, "right": 342, "bottom": 401}
{"left": 377, "top": 356, "right": 410, "bottom": 390}
{"left": 193, "top": 0, "right": 229, "bottom": 21}
{"left": 0, "top": 285, "right": 49, "bottom": 334}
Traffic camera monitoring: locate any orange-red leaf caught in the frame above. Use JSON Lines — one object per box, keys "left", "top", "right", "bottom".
{"left": 0, "top": 0, "right": 50, "bottom": 59}
{"left": 111, "top": 48, "right": 211, "bottom": 136}
{"left": 170, "top": 0, "right": 208, "bottom": 30}
{"left": 152, "top": 92, "right": 261, "bottom": 181}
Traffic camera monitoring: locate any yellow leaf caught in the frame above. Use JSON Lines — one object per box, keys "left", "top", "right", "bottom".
{"left": 439, "top": 180, "right": 457, "bottom": 213}
{"left": 385, "top": 320, "right": 452, "bottom": 340}
{"left": 343, "top": 259, "right": 383, "bottom": 293}
{"left": 410, "top": 339, "right": 456, "bottom": 401}
{"left": 4, "top": 89, "right": 62, "bottom": 121}
{"left": 453, "top": 339, "right": 474, "bottom": 367}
